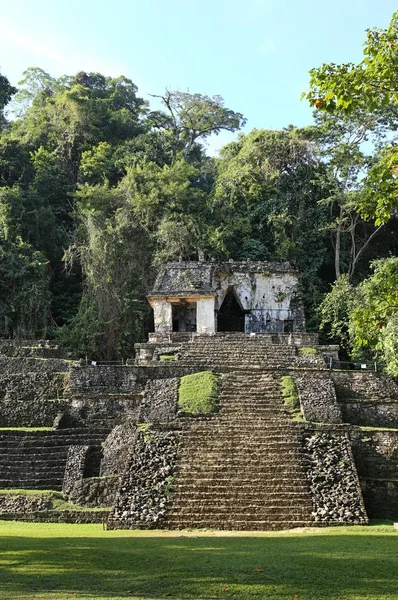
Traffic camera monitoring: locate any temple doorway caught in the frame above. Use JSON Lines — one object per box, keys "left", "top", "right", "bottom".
{"left": 217, "top": 288, "right": 245, "bottom": 332}
{"left": 172, "top": 302, "right": 197, "bottom": 332}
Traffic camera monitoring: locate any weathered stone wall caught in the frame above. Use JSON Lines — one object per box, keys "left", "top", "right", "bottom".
{"left": 360, "top": 480, "right": 398, "bottom": 519}
{"left": 0, "top": 510, "right": 109, "bottom": 524}
{"left": 139, "top": 378, "right": 178, "bottom": 423}
{"left": 0, "top": 339, "right": 69, "bottom": 359}
{"left": 68, "top": 475, "right": 120, "bottom": 508}
{"left": 295, "top": 373, "right": 342, "bottom": 423}
{"left": 333, "top": 372, "right": 398, "bottom": 427}
{"left": 110, "top": 427, "right": 181, "bottom": 528}
{"left": 68, "top": 395, "right": 141, "bottom": 429}
{"left": 63, "top": 445, "right": 88, "bottom": 494}
{"left": 0, "top": 357, "right": 70, "bottom": 427}
{"left": 350, "top": 429, "right": 398, "bottom": 518}
{"left": 0, "top": 493, "right": 52, "bottom": 513}
{"left": 100, "top": 421, "right": 138, "bottom": 477}
{"left": 68, "top": 365, "right": 140, "bottom": 394}
{"left": 302, "top": 429, "right": 368, "bottom": 524}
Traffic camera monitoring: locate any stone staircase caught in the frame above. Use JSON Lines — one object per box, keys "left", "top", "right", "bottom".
{"left": 0, "top": 429, "right": 108, "bottom": 490}
{"left": 141, "top": 337, "right": 326, "bottom": 371}
{"left": 165, "top": 371, "right": 314, "bottom": 530}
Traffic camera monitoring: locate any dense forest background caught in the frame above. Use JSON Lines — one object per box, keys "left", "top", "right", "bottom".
{"left": 0, "top": 11, "right": 397, "bottom": 372}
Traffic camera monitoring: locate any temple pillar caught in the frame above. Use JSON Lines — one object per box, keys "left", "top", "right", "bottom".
{"left": 197, "top": 298, "right": 216, "bottom": 334}
{"left": 153, "top": 300, "right": 173, "bottom": 333}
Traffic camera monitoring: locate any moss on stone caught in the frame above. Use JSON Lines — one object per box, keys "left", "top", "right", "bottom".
{"left": 159, "top": 354, "right": 178, "bottom": 361}
{"left": 0, "top": 489, "right": 62, "bottom": 496}
{"left": 178, "top": 371, "right": 218, "bottom": 414}
{"left": 298, "top": 347, "right": 317, "bottom": 356}
{"left": 281, "top": 375, "right": 303, "bottom": 421}
{"left": 0, "top": 427, "right": 53, "bottom": 431}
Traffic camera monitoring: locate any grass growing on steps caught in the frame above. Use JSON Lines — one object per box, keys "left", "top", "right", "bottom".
{"left": 0, "top": 427, "right": 54, "bottom": 431}
{"left": 0, "top": 489, "right": 63, "bottom": 496}
{"left": 281, "top": 375, "right": 303, "bottom": 421}
{"left": 159, "top": 354, "right": 178, "bottom": 361}
{"left": 298, "top": 346, "right": 317, "bottom": 356}
{"left": 0, "top": 521, "right": 397, "bottom": 600}
{"left": 178, "top": 371, "right": 218, "bottom": 414}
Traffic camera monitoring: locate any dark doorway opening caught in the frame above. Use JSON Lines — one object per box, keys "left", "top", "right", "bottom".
{"left": 83, "top": 446, "right": 103, "bottom": 478}
{"left": 172, "top": 303, "right": 197, "bottom": 332}
{"left": 217, "top": 288, "right": 245, "bottom": 332}
{"left": 284, "top": 319, "right": 294, "bottom": 333}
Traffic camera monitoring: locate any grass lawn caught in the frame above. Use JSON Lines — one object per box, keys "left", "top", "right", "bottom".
{"left": 0, "top": 521, "right": 397, "bottom": 600}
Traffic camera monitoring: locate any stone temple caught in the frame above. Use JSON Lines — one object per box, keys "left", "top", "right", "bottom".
{"left": 148, "top": 261, "right": 305, "bottom": 335}
{"left": 0, "top": 260, "right": 397, "bottom": 529}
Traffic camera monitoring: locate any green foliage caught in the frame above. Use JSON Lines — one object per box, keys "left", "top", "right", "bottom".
{"left": 0, "top": 238, "right": 50, "bottom": 337}
{"left": 305, "top": 11, "right": 398, "bottom": 112}
{"left": 0, "top": 71, "right": 17, "bottom": 111}
{"left": 320, "top": 259, "right": 398, "bottom": 376}
{"left": 213, "top": 127, "right": 332, "bottom": 312}
{"left": 150, "top": 90, "right": 246, "bottom": 159}
{"left": 59, "top": 185, "right": 153, "bottom": 358}
{"left": 361, "top": 146, "right": 398, "bottom": 226}
{"left": 0, "top": 70, "right": 17, "bottom": 129}
{"left": 0, "top": 60, "right": 397, "bottom": 358}
{"left": 349, "top": 258, "right": 398, "bottom": 374}
{"left": 281, "top": 375, "right": 303, "bottom": 421}
{"left": 305, "top": 11, "right": 398, "bottom": 227}
{"left": 178, "top": 371, "right": 218, "bottom": 414}
{"left": 318, "top": 275, "right": 357, "bottom": 350}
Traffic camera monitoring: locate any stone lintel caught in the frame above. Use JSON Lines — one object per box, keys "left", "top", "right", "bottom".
{"left": 147, "top": 294, "right": 216, "bottom": 308}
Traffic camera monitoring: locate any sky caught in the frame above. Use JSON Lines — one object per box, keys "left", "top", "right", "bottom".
{"left": 1, "top": 0, "right": 396, "bottom": 153}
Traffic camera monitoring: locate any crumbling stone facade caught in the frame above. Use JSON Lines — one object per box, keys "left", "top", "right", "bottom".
{"left": 0, "top": 293, "right": 398, "bottom": 529}
{"left": 148, "top": 261, "right": 305, "bottom": 335}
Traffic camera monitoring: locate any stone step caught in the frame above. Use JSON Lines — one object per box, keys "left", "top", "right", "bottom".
{"left": 0, "top": 479, "right": 63, "bottom": 489}
{"left": 168, "top": 506, "right": 312, "bottom": 520}
{"left": 170, "top": 492, "right": 311, "bottom": 502}
{"left": 0, "top": 463, "right": 65, "bottom": 472}
{"left": 173, "top": 477, "right": 308, "bottom": 490}
{"left": 0, "top": 437, "right": 105, "bottom": 446}
{"left": 177, "top": 448, "right": 302, "bottom": 459}
{"left": 165, "top": 516, "right": 312, "bottom": 526}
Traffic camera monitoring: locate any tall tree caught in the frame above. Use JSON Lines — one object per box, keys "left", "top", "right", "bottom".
{"left": 304, "top": 11, "right": 398, "bottom": 226}
{"left": 149, "top": 90, "right": 246, "bottom": 160}
{"left": 0, "top": 70, "right": 17, "bottom": 128}
{"left": 308, "top": 108, "right": 396, "bottom": 280}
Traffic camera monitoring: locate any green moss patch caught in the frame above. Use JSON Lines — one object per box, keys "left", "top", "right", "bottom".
{"left": 0, "top": 489, "right": 63, "bottom": 497}
{"left": 159, "top": 354, "right": 178, "bottom": 361}
{"left": 298, "top": 346, "right": 317, "bottom": 356}
{"left": 178, "top": 371, "right": 218, "bottom": 414}
{"left": 281, "top": 375, "right": 303, "bottom": 421}
{"left": 0, "top": 427, "right": 53, "bottom": 432}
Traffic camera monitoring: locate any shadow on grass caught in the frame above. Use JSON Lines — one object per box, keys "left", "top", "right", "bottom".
{"left": 0, "top": 530, "right": 398, "bottom": 599}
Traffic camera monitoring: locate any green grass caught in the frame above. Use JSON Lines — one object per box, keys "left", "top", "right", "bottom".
{"left": 178, "top": 371, "right": 218, "bottom": 414}
{"left": 298, "top": 346, "right": 317, "bottom": 356}
{"left": 281, "top": 375, "right": 303, "bottom": 421}
{"left": 0, "top": 427, "right": 54, "bottom": 431}
{"left": 0, "top": 521, "right": 397, "bottom": 599}
{"left": 0, "top": 489, "right": 62, "bottom": 496}
{"left": 360, "top": 425, "right": 398, "bottom": 432}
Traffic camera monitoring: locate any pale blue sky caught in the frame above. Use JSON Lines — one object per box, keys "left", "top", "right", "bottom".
{"left": 1, "top": 1, "right": 396, "bottom": 153}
